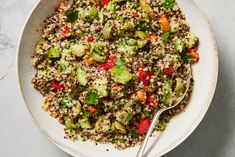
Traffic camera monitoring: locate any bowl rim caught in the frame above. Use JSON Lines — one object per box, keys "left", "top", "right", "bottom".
{"left": 16, "top": 0, "right": 219, "bottom": 156}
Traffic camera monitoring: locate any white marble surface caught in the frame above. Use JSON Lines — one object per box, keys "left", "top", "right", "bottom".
{"left": 0, "top": 0, "right": 234, "bottom": 157}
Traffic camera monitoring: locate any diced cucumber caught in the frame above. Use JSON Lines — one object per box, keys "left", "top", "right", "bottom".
{"left": 102, "top": 21, "right": 113, "bottom": 39}
{"left": 107, "top": 1, "right": 116, "bottom": 13}
{"left": 60, "top": 98, "right": 73, "bottom": 108}
{"left": 110, "top": 66, "right": 132, "bottom": 84}
{"left": 95, "top": 116, "right": 111, "bottom": 132}
{"left": 135, "top": 31, "right": 148, "bottom": 48}
{"left": 59, "top": 59, "right": 69, "bottom": 71}
{"left": 79, "top": 117, "right": 92, "bottom": 129}
{"left": 47, "top": 47, "right": 61, "bottom": 59}
{"left": 65, "top": 118, "right": 80, "bottom": 129}
{"left": 174, "top": 77, "right": 185, "bottom": 96}
{"left": 113, "top": 121, "right": 126, "bottom": 134}
{"left": 90, "top": 44, "right": 108, "bottom": 62}
{"left": 70, "top": 44, "right": 86, "bottom": 57}
{"left": 127, "top": 39, "right": 137, "bottom": 46}
{"left": 80, "top": 6, "right": 98, "bottom": 22}
{"left": 161, "top": 80, "right": 173, "bottom": 105}
{"left": 76, "top": 67, "right": 87, "bottom": 86}
{"left": 92, "top": 78, "right": 108, "bottom": 97}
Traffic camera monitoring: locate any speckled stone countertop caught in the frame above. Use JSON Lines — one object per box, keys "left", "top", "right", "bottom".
{"left": 0, "top": 0, "right": 235, "bottom": 157}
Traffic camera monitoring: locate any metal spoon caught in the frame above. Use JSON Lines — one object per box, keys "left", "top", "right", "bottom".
{"left": 136, "top": 77, "right": 191, "bottom": 157}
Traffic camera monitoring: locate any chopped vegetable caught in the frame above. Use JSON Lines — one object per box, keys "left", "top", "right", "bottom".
{"left": 136, "top": 118, "right": 151, "bottom": 135}
{"left": 102, "top": 21, "right": 113, "bottom": 39}
{"left": 85, "top": 92, "right": 99, "bottom": 105}
{"left": 76, "top": 67, "right": 88, "bottom": 86}
{"left": 159, "top": 15, "right": 170, "bottom": 33}
{"left": 115, "top": 58, "right": 126, "bottom": 68}
{"left": 70, "top": 44, "right": 86, "bottom": 57}
{"left": 50, "top": 82, "right": 64, "bottom": 90}
{"left": 47, "top": 47, "right": 61, "bottom": 59}
{"left": 110, "top": 66, "right": 133, "bottom": 84}
{"left": 100, "top": 55, "right": 117, "bottom": 70}
{"left": 137, "top": 91, "right": 146, "bottom": 102}
{"left": 65, "top": 10, "right": 78, "bottom": 22}
{"left": 79, "top": 117, "right": 92, "bottom": 129}
{"left": 90, "top": 44, "right": 108, "bottom": 62}
{"left": 163, "top": 0, "right": 176, "bottom": 9}
{"left": 92, "top": 78, "right": 108, "bottom": 97}
{"left": 87, "top": 106, "right": 96, "bottom": 113}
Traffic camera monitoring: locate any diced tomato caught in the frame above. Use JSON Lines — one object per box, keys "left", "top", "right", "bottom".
{"left": 87, "top": 36, "right": 94, "bottom": 42}
{"left": 50, "top": 82, "right": 65, "bottom": 90}
{"left": 102, "top": 0, "right": 109, "bottom": 5}
{"left": 163, "top": 65, "right": 173, "bottom": 75}
{"left": 138, "top": 66, "right": 153, "bottom": 86}
{"left": 136, "top": 118, "right": 151, "bottom": 135}
{"left": 146, "top": 96, "right": 157, "bottom": 109}
{"left": 97, "top": 0, "right": 109, "bottom": 8}
{"left": 100, "top": 55, "right": 117, "bottom": 70}
{"left": 63, "top": 25, "right": 71, "bottom": 37}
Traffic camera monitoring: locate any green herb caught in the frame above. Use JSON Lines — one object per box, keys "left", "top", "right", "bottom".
{"left": 161, "top": 32, "right": 171, "bottom": 41}
{"left": 131, "top": 131, "right": 139, "bottom": 138}
{"left": 83, "top": 111, "right": 92, "bottom": 118}
{"left": 143, "top": 111, "right": 151, "bottom": 117}
{"left": 123, "top": 113, "right": 133, "bottom": 123}
{"left": 115, "top": 58, "right": 126, "bottom": 67}
{"left": 183, "top": 53, "right": 194, "bottom": 63}
{"left": 163, "top": 0, "right": 176, "bottom": 9}
{"left": 85, "top": 92, "right": 99, "bottom": 105}
{"left": 65, "top": 10, "right": 78, "bottom": 22}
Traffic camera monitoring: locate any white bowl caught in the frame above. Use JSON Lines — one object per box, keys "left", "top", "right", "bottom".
{"left": 17, "top": 0, "right": 218, "bottom": 156}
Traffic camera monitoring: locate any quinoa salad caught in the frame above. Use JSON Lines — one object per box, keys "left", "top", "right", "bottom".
{"left": 31, "top": 0, "right": 200, "bottom": 149}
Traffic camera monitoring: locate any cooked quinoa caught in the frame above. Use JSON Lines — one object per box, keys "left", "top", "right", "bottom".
{"left": 31, "top": 0, "right": 199, "bottom": 149}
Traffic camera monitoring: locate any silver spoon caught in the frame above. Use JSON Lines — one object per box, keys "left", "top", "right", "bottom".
{"left": 136, "top": 77, "right": 191, "bottom": 157}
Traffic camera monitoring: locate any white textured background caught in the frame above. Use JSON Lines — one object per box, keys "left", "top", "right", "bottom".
{"left": 0, "top": 0, "right": 235, "bottom": 156}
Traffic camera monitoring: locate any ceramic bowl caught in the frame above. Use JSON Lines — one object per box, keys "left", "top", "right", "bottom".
{"left": 17, "top": 0, "right": 218, "bottom": 156}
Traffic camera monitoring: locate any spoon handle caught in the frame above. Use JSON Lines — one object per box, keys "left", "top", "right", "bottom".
{"left": 136, "top": 109, "right": 164, "bottom": 157}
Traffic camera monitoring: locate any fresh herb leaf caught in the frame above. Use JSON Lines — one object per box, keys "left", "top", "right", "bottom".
{"left": 65, "top": 10, "right": 78, "bottom": 22}
{"left": 132, "top": 130, "right": 139, "bottom": 138}
{"left": 115, "top": 58, "right": 126, "bottom": 67}
{"left": 83, "top": 111, "right": 92, "bottom": 118}
{"left": 163, "top": 0, "right": 176, "bottom": 9}
{"left": 160, "top": 32, "right": 170, "bottom": 41}
{"left": 183, "top": 54, "right": 194, "bottom": 63}
{"left": 85, "top": 92, "right": 99, "bottom": 105}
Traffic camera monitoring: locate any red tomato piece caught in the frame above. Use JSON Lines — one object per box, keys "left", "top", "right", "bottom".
{"left": 50, "top": 82, "right": 65, "bottom": 90}
{"left": 163, "top": 65, "right": 173, "bottom": 75}
{"left": 63, "top": 25, "right": 71, "bottom": 37}
{"left": 138, "top": 66, "right": 153, "bottom": 86}
{"left": 87, "top": 36, "right": 94, "bottom": 42}
{"left": 136, "top": 118, "right": 151, "bottom": 135}
{"left": 146, "top": 96, "right": 157, "bottom": 109}
{"left": 102, "top": 0, "right": 109, "bottom": 5}
{"left": 100, "top": 55, "right": 117, "bottom": 70}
